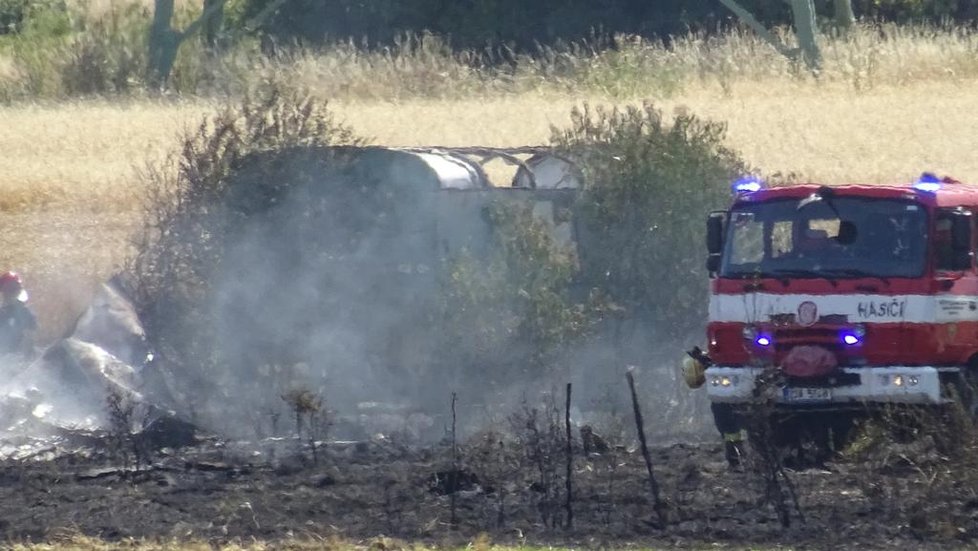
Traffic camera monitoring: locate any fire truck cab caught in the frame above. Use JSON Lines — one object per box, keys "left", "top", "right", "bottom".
{"left": 698, "top": 174, "right": 978, "bottom": 411}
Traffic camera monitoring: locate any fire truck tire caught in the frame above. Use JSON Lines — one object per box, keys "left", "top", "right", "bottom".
{"left": 958, "top": 358, "right": 978, "bottom": 418}
{"left": 750, "top": 411, "right": 855, "bottom": 465}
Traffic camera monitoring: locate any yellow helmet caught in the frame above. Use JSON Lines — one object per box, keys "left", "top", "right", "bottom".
{"left": 682, "top": 354, "right": 706, "bottom": 389}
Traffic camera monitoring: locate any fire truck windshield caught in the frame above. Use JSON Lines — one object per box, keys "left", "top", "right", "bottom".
{"left": 721, "top": 197, "right": 928, "bottom": 279}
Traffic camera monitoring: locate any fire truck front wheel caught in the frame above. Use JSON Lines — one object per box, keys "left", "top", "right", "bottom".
{"left": 747, "top": 410, "right": 856, "bottom": 464}
{"left": 955, "top": 358, "right": 978, "bottom": 418}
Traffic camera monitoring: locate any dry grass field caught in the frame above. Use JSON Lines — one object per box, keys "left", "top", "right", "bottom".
{"left": 2, "top": 20, "right": 978, "bottom": 339}
{"left": 0, "top": 100, "right": 215, "bottom": 339}
{"left": 334, "top": 80, "right": 978, "bottom": 183}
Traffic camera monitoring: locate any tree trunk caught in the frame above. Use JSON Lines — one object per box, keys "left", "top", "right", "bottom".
{"left": 148, "top": 0, "right": 180, "bottom": 89}
{"left": 790, "top": 0, "right": 821, "bottom": 72}
{"left": 833, "top": 0, "right": 856, "bottom": 32}
{"left": 148, "top": 0, "right": 227, "bottom": 89}
{"left": 717, "top": 0, "right": 799, "bottom": 63}
{"left": 203, "top": 0, "right": 225, "bottom": 48}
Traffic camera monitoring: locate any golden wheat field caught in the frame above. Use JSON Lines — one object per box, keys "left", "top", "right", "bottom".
{"left": 3, "top": 30, "right": 978, "bottom": 338}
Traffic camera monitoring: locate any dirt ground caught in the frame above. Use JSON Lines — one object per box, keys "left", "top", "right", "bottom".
{"left": 0, "top": 429, "right": 973, "bottom": 550}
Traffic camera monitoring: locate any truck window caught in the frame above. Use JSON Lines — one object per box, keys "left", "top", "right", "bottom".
{"left": 729, "top": 212, "right": 763, "bottom": 264}
{"left": 771, "top": 221, "right": 793, "bottom": 258}
{"left": 721, "top": 198, "right": 927, "bottom": 279}
{"left": 808, "top": 218, "right": 840, "bottom": 237}
{"left": 935, "top": 216, "right": 955, "bottom": 270}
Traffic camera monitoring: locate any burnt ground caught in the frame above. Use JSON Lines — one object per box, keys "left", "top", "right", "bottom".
{"left": 0, "top": 431, "right": 975, "bottom": 549}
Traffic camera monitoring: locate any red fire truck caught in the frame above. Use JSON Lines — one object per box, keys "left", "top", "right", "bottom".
{"left": 691, "top": 174, "right": 978, "bottom": 433}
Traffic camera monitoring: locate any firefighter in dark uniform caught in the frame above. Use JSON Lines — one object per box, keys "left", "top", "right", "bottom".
{"left": 683, "top": 347, "right": 745, "bottom": 467}
{"left": 0, "top": 272, "right": 37, "bottom": 357}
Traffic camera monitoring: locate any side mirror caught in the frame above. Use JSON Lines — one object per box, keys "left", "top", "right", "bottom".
{"left": 951, "top": 210, "right": 973, "bottom": 270}
{"left": 706, "top": 211, "right": 726, "bottom": 255}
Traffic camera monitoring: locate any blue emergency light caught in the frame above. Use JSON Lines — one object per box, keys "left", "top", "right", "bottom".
{"left": 840, "top": 324, "right": 866, "bottom": 346}
{"left": 732, "top": 176, "right": 763, "bottom": 193}
{"left": 913, "top": 172, "right": 942, "bottom": 192}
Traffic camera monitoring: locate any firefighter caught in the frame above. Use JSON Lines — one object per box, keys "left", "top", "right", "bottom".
{"left": 712, "top": 403, "right": 746, "bottom": 467}
{"left": 683, "top": 347, "right": 746, "bottom": 467}
{"left": 0, "top": 272, "right": 37, "bottom": 357}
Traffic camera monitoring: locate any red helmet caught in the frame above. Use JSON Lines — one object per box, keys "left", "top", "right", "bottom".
{"left": 0, "top": 272, "right": 26, "bottom": 301}
{"left": 0, "top": 272, "right": 22, "bottom": 292}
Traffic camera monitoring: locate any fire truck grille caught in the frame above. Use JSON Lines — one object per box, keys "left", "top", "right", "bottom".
{"left": 771, "top": 326, "right": 852, "bottom": 358}
{"left": 773, "top": 327, "right": 842, "bottom": 348}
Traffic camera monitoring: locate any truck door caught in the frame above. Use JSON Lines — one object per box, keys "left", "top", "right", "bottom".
{"left": 934, "top": 208, "right": 978, "bottom": 363}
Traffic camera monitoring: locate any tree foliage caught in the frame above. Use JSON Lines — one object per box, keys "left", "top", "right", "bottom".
{"left": 552, "top": 103, "right": 746, "bottom": 342}
{"left": 439, "top": 201, "right": 601, "bottom": 388}
{"left": 231, "top": 0, "right": 978, "bottom": 49}
{"left": 130, "top": 88, "right": 361, "bottom": 415}
{"left": 0, "top": 0, "right": 65, "bottom": 35}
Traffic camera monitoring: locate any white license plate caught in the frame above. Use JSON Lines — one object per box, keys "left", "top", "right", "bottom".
{"left": 783, "top": 387, "right": 832, "bottom": 402}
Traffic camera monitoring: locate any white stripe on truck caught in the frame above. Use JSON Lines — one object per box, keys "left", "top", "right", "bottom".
{"left": 709, "top": 293, "right": 978, "bottom": 324}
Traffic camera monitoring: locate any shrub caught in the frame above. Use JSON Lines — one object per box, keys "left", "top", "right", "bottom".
{"left": 0, "top": 0, "right": 67, "bottom": 37}
{"left": 129, "top": 87, "right": 362, "bottom": 429}
{"left": 0, "top": 0, "right": 27, "bottom": 35}
{"left": 552, "top": 102, "right": 746, "bottom": 344}
{"left": 60, "top": 4, "right": 148, "bottom": 96}
{"left": 436, "top": 200, "right": 603, "bottom": 391}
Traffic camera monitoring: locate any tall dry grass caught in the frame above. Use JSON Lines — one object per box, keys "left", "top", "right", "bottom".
{"left": 2, "top": 23, "right": 978, "bottom": 337}
{"left": 1, "top": 17, "right": 977, "bottom": 100}
{"left": 265, "top": 24, "right": 978, "bottom": 100}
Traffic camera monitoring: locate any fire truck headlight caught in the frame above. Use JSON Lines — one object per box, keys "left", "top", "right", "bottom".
{"left": 842, "top": 333, "right": 861, "bottom": 346}
{"left": 755, "top": 335, "right": 772, "bottom": 347}
{"left": 879, "top": 373, "right": 920, "bottom": 387}
{"left": 710, "top": 375, "right": 739, "bottom": 387}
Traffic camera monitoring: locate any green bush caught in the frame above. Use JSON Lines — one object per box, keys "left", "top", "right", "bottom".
{"left": 0, "top": 0, "right": 67, "bottom": 37}
{"left": 0, "top": 1, "right": 252, "bottom": 100}
{"left": 553, "top": 102, "right": 746, "bottom": 343}
{"left": 438, "top": 201, "right": 601, "bottom": 389}
{"left": 130, "top": 88, "right": 362, "bottom": 420}
{"left": 0, "top": 0, "right": 26, "bottom": 35}
{"left": 60, "top": 4, "right": 148, "bottom": 96}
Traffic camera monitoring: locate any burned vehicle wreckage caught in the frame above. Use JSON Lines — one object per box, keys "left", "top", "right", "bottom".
{"left": 0, "top": 146, "right": 590, "bottom": 458}
{"left": 0, "top": 278, "right": 193, "bottom": 458}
